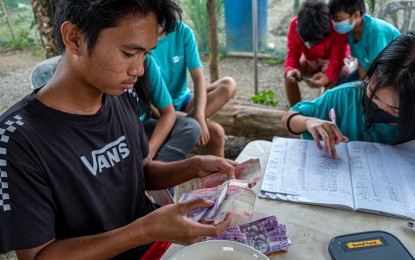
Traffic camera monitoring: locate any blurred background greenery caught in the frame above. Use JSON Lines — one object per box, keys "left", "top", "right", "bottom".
{"left": 0, "top": 0, "right": 392, "bottom": 59}
{"left": 0, "top": 0, "right": 43, "bottom": 55}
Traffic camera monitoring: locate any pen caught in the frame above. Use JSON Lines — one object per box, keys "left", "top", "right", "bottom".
{"left": 408, "top": 222, "right": 415, "bottom": 231}
{"left": 329, "top": 108, "right": 336, "bottom": 124}
{"left": 329, "top": 108, "right": 337, "bottom": 138}
{"left": 329, "top": 108, "right": 338, "bottom": 152}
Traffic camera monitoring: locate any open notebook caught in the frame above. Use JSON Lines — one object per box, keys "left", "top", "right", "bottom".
{"left": 260, "top": 137, "right": 415, "bottom": 220}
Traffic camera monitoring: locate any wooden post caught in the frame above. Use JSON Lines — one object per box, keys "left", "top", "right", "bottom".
{"left": 207, "top": 0, "right": 219, "bottom": 82}
{"left": 30, "top": 0, "right": 59, "bottom": 58}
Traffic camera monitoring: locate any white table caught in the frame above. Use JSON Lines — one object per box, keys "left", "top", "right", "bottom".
{"left": 163, "top": 140, "right": 415, "bottom": 259}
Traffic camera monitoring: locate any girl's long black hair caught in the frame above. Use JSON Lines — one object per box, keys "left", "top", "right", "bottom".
{"left": 365, "top": 32, "right": 415, "bottom": 144}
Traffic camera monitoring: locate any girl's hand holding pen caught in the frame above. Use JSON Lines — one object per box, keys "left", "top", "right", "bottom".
{"left": 305, "top": 118, "right": 349, "bottom": 159}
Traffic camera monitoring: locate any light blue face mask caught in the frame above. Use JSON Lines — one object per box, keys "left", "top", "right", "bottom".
{"left": 332, "top": 18, "right": 355, "bottom": 34}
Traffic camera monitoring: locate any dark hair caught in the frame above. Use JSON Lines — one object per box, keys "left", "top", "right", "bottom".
{"left": 54, "top": 0, "right": 182, "bottom": 54}
{"left": 328, "top": 0, "right": 366, "bottom": 16}
{"left": 365, "top": 32, "right": 415, "bottom": 144}
{"left": 53, "top": 0, "right": 181, "bottom": 115}
{"left": 297, "top": 0, "right": 330, "bottom": 44}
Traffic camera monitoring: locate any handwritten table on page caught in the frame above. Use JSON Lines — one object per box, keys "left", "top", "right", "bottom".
{"left": 260, "top": 137, "right": 415, "bottom": 219}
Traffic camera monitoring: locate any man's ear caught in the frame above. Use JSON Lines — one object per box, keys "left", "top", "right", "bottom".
{"left": 352, "top": 10, "right": 361, "bottom": 20}
{"left": 60, "top": 21, "right": 84, "bottom": 56}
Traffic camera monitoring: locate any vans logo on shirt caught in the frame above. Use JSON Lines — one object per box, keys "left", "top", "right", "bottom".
{"left": 81, "top": 136, "right": 130, "bottom": 176}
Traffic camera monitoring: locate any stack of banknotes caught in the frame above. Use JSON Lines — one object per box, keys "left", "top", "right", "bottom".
{"left": 178, "top": 159, "right": 261, "bottom": 222}
{"left": 205, "top": 216, "right": 292, "bottom": 255}
{"left": 179, "top": 179, "right": 257, "bottom": 222}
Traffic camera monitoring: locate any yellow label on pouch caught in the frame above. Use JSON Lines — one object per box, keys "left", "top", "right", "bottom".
{"left": 347, "top": 239, "right": 383, "bottom": 249}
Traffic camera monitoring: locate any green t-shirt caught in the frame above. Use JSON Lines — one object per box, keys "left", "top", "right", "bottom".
{"left": 291, "top": 82, "right": 398, "bottom": 143}
{"left": 151, "top": 21, "right": 203, "bottom": 110}
{"left": 349, "top": 14, "right": 400, "bottom": 71}
{"left": 140, "top": 55, "right": 172, "bottom": 121}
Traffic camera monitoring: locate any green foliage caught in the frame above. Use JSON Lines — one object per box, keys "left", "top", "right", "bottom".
{"left": 249, "top": 90, "right": 280, "bottom": 107}
{"left": 0, "top": 26, "right": 42, "bottom": 54}
{"left": 179, "top": 0, "right": 225, "bottom": 54}
{"left": 0, "top": 0, "right": 42, "bottom": 55}
{"left": 3, "top": 0, "right": 19, "bottom": 8}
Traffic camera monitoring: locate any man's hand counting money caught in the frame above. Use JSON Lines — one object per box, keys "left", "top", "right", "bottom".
{"left": 179, "top": 158, "right": 262, "bottom": 196}
{"left": 175, "top": 158, "right": 262, "bottom": 223}
{"left": 140, "top": 198, "right": 232, "bottom": 245}
{"left": 194, "top": 155, "right": 237, "bottom": 179}
{"left": 179, "top": 179, "right": 256, "bottom": 222}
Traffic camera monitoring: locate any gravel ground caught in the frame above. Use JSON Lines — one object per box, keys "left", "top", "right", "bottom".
{"left": 0, "top": 51, "right": 39, "bottom": 112}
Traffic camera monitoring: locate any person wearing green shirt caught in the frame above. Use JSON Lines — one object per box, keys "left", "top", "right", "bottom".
{"left": 329, "top": 0, "right": 400, "bottom": 81}
{"left": 282, "top": 33, "right": 415, "bottom": 159}
{"left": 151, "top": 21, "right": 237, "bottom": 157}
{"left": 140, "top": 54, "right": 201, "bottom": 162}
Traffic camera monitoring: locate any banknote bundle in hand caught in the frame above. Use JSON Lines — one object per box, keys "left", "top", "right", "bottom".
{"left": 178, "top": 179, "right": 256, "bottom": 222}
{"left": 177, "top": 159, "right": 261, "bottom": 222}
{"left": 176, "top": 158, "right": 261, "bottom": 200}
{"left": 205, "top": 216, "right": 292, "bottom": 255}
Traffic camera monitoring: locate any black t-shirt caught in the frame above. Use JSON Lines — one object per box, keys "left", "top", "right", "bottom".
{"left": 0, "top": 90, "right": 154, "bottom": 258}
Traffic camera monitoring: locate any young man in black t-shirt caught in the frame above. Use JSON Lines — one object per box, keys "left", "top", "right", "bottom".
{"left": 0, "top": 1, "right": 235, "bottom": 258}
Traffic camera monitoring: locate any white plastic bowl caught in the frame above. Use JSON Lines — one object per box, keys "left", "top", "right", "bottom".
{"left": 168, "top": 240, "right": 270, "bottom": 260}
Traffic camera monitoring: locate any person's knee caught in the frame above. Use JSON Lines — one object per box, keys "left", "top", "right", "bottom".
{"left": 218, "top": 76, "right": 237, "bottom": 100}
{"left": 224, "top": 76, "right": 237, "bottom": 98}
{"left": 208, "top": 121, "right": 225, "bottom": 141}
{"left": 155, "top": 118, "right": 201, "bottom": 162}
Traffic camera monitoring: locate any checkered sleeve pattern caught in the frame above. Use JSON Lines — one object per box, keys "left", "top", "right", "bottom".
{"left": 0, "top": 115, "right": 24, "bottom": 212}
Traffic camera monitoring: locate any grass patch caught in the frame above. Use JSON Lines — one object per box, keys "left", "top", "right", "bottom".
{"left": 249, "top": 90, "right": 280, "bottom": 107}
{"left": 0, "top": 27, "right": 43, "bottom": 55}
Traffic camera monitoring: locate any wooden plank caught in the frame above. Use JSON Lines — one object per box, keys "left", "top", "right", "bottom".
{"left": 211, "top": 99, "right": 298, "bottom": 140}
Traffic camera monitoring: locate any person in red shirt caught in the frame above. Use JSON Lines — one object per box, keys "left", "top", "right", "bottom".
{"left": 285, "top": 0, "right": 349, "bottom": 106}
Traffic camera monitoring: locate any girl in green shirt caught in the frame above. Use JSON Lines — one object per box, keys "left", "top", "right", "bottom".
{"left": 282, "top": 33, "right": 415, "bottom": 159}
